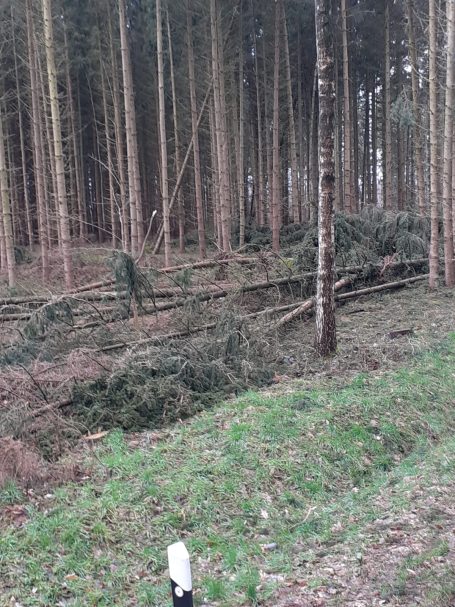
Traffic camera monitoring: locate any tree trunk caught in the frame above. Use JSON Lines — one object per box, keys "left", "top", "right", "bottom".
{"left": 156, "top": 0, "right": 171, "bottom": 267}
{"left": 119, "top": 0, "right": 144, "bottom": 257}
{"left": 108, "top": 9, "right": 128, "bottom": 252}
{"left": 12, "top": 8, "right": 33, "bottom": 250}
{"left": 166, "top": 8, "right": 185, "bottom": 255}
{"left": 315, "top": 0, "right": 337, "bottom": 356}
{"left": 282, "top": 1, "right": 300, "bottom": 223}
{"left": 0, "top": 106, "right": 15, "bottom": 288}
{"left": 237, "top": 5, "right": 246, "bottom": 246}
{"left": 341, "top": 0, "right": 353, "bottom": 213}
{"left": 429, "top": 0, "right": 439, "bottom": 288}
{"left": 384, "top": 0, "right": 393, "bottom": 211}
{"left": 406, "top": 0, "right": 426, "bottom": 216}
{"left": 26, "top": 0, "right": 49, "bottom": 281}
{"left": 272, "top": 0, "right": 281, "bottom": 251}
{"left": 371, "top": 77, "right": 378, "bottom": 206}
{"left": 210, "top": 0, "right": 231, "bottom": 252}
{"left": 251, "top": 0, "right": 265, "bottom": 227}
{"left": 186, "top": 0, "right": 206, "bottom": 257}
{"left": 362, "top": 74, "right": 370, "bottom": 206}
{"left": 442, "top": 0, "right": 455, "bottom": 286}
{"left": 42, "top": 0, "right": 73, "bottom": 289}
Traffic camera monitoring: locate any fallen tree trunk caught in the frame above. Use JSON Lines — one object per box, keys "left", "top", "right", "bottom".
{"left": 63, "top": 256, "right": 428, "bottom": 297}
{"left": 335, "top": 274, "right": 428, "bottom": 301}
{"left": 272, "top": 274, "right": 429, "bottom": 330}
{"left": 66, "top": 255, "right": 267, "bottom": 295}
{"left": 272, "top": 276, "right": 354, "bottom": 330}
{"left": 0, "top": 260, "right": 429, "bottom": 323}
{"left": 97, "top": 274, "right": 428, "bottom": 353}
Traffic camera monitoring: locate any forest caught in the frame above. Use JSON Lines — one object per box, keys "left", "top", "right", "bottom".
{"left": 1, "top": 0, "right": 455, "bottom": 605}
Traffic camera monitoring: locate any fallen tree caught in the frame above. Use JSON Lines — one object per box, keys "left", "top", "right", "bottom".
{"left": 96, "top": 273, "right": 429, "bottom": 354}
{"left": 0, "top": 258, "right": 429, "bottom": 324}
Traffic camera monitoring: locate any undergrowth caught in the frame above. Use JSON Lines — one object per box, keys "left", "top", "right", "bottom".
{"left": 70, "top": 312, "right": 273, "bottom": 432}
{"left": 241, "top": 207, "right": 432, "bottom": 270}
{"left": 1, "top": 335, "right": 455, "bottom": 606}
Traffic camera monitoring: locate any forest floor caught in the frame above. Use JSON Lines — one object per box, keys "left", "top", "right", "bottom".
{"left": 1, "top": 257, "right": 455, "bottom": 605}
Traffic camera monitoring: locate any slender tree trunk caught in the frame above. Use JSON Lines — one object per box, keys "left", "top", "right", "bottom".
{"left": 119, "top": 0, "right": 144, "bottom": 257}
{"left": 237, "top": 5, "right": 246, "bottom": 245}
{"left": 341, "top": 0, "right": 352, "bottom": 213}
{"left": 109, "top": 9, "right": 129, "bottom": 252}
{"left": 156, "top": 0, "right": 171, "bottom": 267}
{"left": 186, "top": 0, "right": 206, "bottom": 258}
{"left": 282, "top": 1, "right": 300, "bottom": 223}
{"left": 352, "top": 70, "right": 359, "bottom": 211}
{"left": 315, "top": 0, "right": 337, "bottom": 356}
{"left": 166, "top": 8, "right": 185, "bottom": 255}
{"left": 100, "top": 60, "right": 118, "bottom": 248}
{"left": 0, "top": 107, "right": 15, "bottom": 288}
{"left": 406, "top": 0, "right": 426, "bottom": 216}
{"left": 12, "top": 9, "right": 33, "bottom": 250}
{"left": 42, "top": 0, "right": 73, "bottom": 289}
{"left": 263, "top": 35, "right": 273, "bottom": 226}
{"left": 362, "top": 75, "right": 370, "bottom": 206}
{"left": 429, "top": 0, "right": 439, "bottom": 288}
{"left": 371, "top": 78, "right": 378, "bottom": 206}
{"left": 272, "top": 0, "right": 281, "bottom": 251}
{"left": 384, "top": 0, "right": 393, "bottom": 211}
{"left": 209, "top": 97, "right": 222, "bottom": 245}
{"left": 27, "top": 0, "right": 49, "bottom": 281}
{"left": 297, "top": 25, "right": 306, "bottom": 220}
{"left": 309, "top": 67, "right": 319, "bottom": 222}
{"left": 334, "top": 47, "right": 343, "bottom": 211}
{"left": 442, "top": 0, "right": 455, "bottom": 286}
{"left": 251, "top": 0, "right": 265, "bottom": 227}
{"left": 210, "top": 0, "right": 231, "bottom": 251}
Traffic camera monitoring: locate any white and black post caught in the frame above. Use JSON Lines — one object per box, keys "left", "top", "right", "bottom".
{"left": 167, "top": 541, "right": 193, "bottom": 606}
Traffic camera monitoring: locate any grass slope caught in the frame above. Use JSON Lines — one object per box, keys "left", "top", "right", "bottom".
{"left": 1, "top": 335, "right": 455, "bottom": 606}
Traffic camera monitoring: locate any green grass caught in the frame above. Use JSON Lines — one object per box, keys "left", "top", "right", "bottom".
{"left": 1, "top": 335, "right": 455, "bottom": 606}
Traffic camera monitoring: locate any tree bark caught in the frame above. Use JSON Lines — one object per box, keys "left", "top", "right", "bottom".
{"left": 166, "top": 8, "right": 185, "bottom": 255}
{"left": 237, "top": 5, "right": 246, "bottom": 246}
{"left": 315, "top": 0, "right": 337, "bottom": 356}
{"left": 108, "top": 9, "right": 129, "bottom": 252}
{"left": 251, "top": 0, "right": 265, "bottom": 227}
{"left": 156, "top": 0, "right": 171, "bottom": 267}
{"left": 384, "top": 0, "right": 393, "bottom": 211}
{"left": 0, "top": 106, "right": 15, "bottom": 288}
{"left": 42, "top": 0, "right": 73, "bottom": 290}
{"left": 282, "top": 1, "right": 300, "bottom": 223}
{"left": 186, "top": 0, "right": 206, "bottom": 257}
{"left": 272, "top": 0, "right": 281, "bottom": 252}
{"left": 210, "top": 0, "right": 231, "bottom": 252}
{"left": 429, "top": 0, "right": 439, "bottom": 289}
{"left": 442, "top": 0, "right": 455, "bottom": 286}
{"left": 26, "top": 0, "right": 49, "bottom": 281}
{"left": 341, "top": 0, "right": 353, "bottom": 213}
{"left": 406, "top": 0, "right": 426, "bottom": 216}
{"left": 119, "top": 0, "right": 144, "bottom": 257}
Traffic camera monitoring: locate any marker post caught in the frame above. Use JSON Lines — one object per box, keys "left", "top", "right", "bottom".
{"left": 167, "top": 542, "right": 194, "bottom": 607}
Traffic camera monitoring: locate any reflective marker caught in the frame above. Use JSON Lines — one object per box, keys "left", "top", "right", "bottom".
{"left": 167, "top": 542, "right": 193, "bottom": 606}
